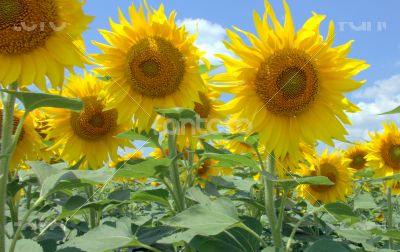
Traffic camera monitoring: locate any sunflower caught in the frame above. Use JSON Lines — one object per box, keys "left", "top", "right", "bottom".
{"left": 0, "top": 106, "right": 43, "bottom": 171}
{"left": 212, "top": 0, "right": 368, "bottom": 162}
{"left": 197, "top": 159, "right": 232, "bottom": 180}
{"left": 344, "top": 142, "right": 369, "bottom": 172}
{"left": 92, "top": 2, "right": 206, "bottom": 130}
{"left": 0, "top": 0, "right": 93, "bottom": 89}
{"left": 391, "top": 181, "right": 400, "bottom": 196}
{"left": 367, "top": 123, "right": 400, "bottom": 178}
{"left": 45, "top": 71, "right": 131, "bottom": 169}
{"left": 156, "top": 80, "right": 226, "bottom": 150}
{"left": 223, "top": 117, "right": 255, "bottom": 155}
{"left": 111, "top": 151, "right": 145, "bottom": 183}
{"left": 297, "top": 150, "right": 354, "bottom": 204}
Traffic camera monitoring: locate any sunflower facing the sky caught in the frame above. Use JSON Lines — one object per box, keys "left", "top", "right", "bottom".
{"left": 297, "top": 150, "right": 354, "bottom": 204}
{"left": 93, "top": 2, "right": 206, "bottom": 130}
{"left": 367, "top": 123, "right": 400, "bottom": 178}
{"left": 0, "top": 106, "right": 43, "bottom": 171}
{"left": 212, "top": 0, "right": 368, "bottom": 162}
{"left": 45, "top": 71, "right": 131, "bottom": 169}
{"left": 0, "top": 0, "right": 93, "bottom": 89}
{"left": 344, "top": 142, "right": 369, "bottom": 172}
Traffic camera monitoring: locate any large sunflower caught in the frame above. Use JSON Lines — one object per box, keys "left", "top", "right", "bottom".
{"left": 45, "top": 71, "right": 131, "bottom": 169}
{"left": 367, "top": 123, "right": 400, "bottom": 178}
{"left": 297, "top": 150, "right": 354, "bottom": 204}
{"left": 344, "top": 142, "right": 369, "bottom": 172}
{"left": 92, "top": 2, "right": 206, "bottom": 130}
{"left": 0, "top": 106, "right": 43, "bottom": 171}
{"left": 0, "top": 0, "right": 93, "bottom": 89}
{"left": 213, "top": 0, "right": 368, "bottom": 161}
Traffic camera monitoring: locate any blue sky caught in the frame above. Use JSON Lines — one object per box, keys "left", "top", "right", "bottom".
{"left": 81, "top": 0, "right": 400, "bottom": 147}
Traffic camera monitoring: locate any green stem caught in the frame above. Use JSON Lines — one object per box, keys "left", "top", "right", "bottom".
{"left": 277, "top": 189, "right": 288, "bottom": 234}
{"left": 86, "top": 185, "right": 97, "bottom": 228}
{"left": 0, "top": 83, "right": 18, "bottom": 252}
{"left": 6, "top": 199, "right": 18, "bottom": 236}
{"left": 263, "top": 153, "right": 283, "bottom": 251}
{"left": 285, "top": 206, "right": 323, "bottom": 252}
{"left": 8, "top": 197, "right": 44, "bottom": 252}
{"left": 167, "top": 122, "right": 185, "bottom": 212}
{"left": 387, "top": 187, "right": 394, "bottom": 250}
{"left": 313, "top": 212, "right": 319, "bottom": 237}
{"left": 25, "top": 185, "right": 32, "bottom": 210}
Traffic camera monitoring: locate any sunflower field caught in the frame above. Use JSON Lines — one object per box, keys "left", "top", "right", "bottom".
{"left": 0, "top": 0, "right": 400, "bottom": 252}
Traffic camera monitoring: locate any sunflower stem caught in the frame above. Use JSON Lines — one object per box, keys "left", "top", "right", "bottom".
{"left": 263, "top": 152, "right": 283, "bottom": 251}
{"left": 387, "top": 187, "right": 394, "bottom": 250}
{"left": 167, "top": 122, "right": 185, "bottom": 212}
{"left": 86, "top": 185, "right": 98, "bottom": 228}
{"left": 277, "top": 189, "right": 288, "bottom": 234}
{"left": 0, "top": 83, "right": 18, "bottom": 252}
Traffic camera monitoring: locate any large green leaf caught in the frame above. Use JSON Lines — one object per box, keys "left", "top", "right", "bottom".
{"left": 131, "top": 189, "right": 170, "bottom": 207}
{"left": 365, "top": 173, "right": 400, "bottom": 184}
{"left": 59, "top": 220, "right": 144, "bottom": 251}
{"left": 189, "top": 216, "right": 262, "bottom": 252}
{"left": 163, "top": 197, "right": 241, "bottom": 236}
{"left": 305, "top": 239, "right": 350, "bottom": 252}
{"left": 202, "top": 153, "right": 259, "bottom": 170}
{"left": 380, "top": 105, "right": 400, "bottom": 115}
{"left": 114, "top": 158, "right": 171, "bottom": 179}
{"left": 0, "top": 89, "right": 83, "bottom": 112}
{"left": 155, "top": 108, "right": 203, "bottom": 126}
{"left": 353, "top": 193, "right": 377, "bottom": 209}
{"left": 40, "top": 168, "right": 114, "bottom": 197}
{"left": 372, "top": 229, "right": 400, "bottom": 241}
{"left": 323, "top": 202, "right": 360, "bottom": 224}
{"left": 6, "top": 239, "right": 43, "bottom": 252}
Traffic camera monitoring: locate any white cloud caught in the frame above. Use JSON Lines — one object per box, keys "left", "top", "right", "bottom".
{"left": 177, "top": 18, "right": 232, "bottom": 64}
{"left": 345, "top": 75, "right": 400, "bottom": 142}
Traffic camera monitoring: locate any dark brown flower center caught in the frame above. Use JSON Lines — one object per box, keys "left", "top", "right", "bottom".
{"left": 70, "top": 97, "right": 118, "bottom": 141}
{"left": 0, "top": 0, "right": 59, "bottom": 55}
{"left": 255, "top": 49, "right": 319, "bottom": 117}
{"left": 126, "top": 37, "right": 186, "bottom": 98}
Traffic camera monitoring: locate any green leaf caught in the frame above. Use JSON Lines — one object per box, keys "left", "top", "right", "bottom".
{"left": 0, "top": 90, "right": 83, "bottom": 112}
{"left": 353, "top": 193, "right": 377, "bottom": 209}
{"left": 354, "top": 168, "right": 374, "bottom": 178}
{"left": 190, "top": 216, "right": 262, "bottom": 252}
{"left": 371, "top": 229, "right": 400, "bottom": 240}
{"left": 117, "top": 128, "right": 160, "bottom": 148}
{"left": 201, "top": 132, "right": 258, "bottom": 148}
{"left": 277, "top": 176, "right": 334, "bottom": 190}
{"left": 131, "top": 189, "right": 170, "bottom": 207}
{"left": 323, "top": 202, "right": 360, "bottom": 224}
{"left": 380, "top": 105, "right": 400, "bottom": 115}
{"left": 305, "top": 239, "right": 350, "bottom": 252}
{"left": 64, "top": 195, "right": 88, "bottom": 211}
{"left": 365, "top": 173, "right": 400, "bottom": 184}
{"left": 6, "top": 239, "right": 43, "bottom": 252}
{"left": 40, "top": 168, "right": 114, "bottom": 197}
{"left": 163, "top": 197, "right": 241, "bottom": 236}
{"left": 335, "top": 229, "right": 372, "bottom": 243}
{"left": 156, "top": 107, "right": 200, "bottom": 122}
{"left": 114, "top": 158, "right": 171, "bottom": 179}
{"left": 108, "top": 189, "right": 131, "bottom": 201}
{"left": 59, "top": 219, "right": 146, "bottom": 251}
{"left": 202, "top": 153, "right": 259, "bottom": 170}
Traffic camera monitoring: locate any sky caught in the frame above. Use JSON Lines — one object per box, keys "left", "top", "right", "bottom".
{"left": 81, "top": 0, "right": 400, "bottom": 149}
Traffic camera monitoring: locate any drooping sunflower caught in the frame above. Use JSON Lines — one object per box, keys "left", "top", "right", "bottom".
{"left": 0, "top": 0, "right": 93, "bottom": 89}
{"left": 92, "top": 2, "right": 206, "bottom": 130}
{"left": 344, "top": 142, "right": 369, "bottom": 172}
{"left": 156, "top": 80, "right": 226, "bottom": 150}
{"left": 197, "top": 159, "right": 232, "bottom": 180}
{"left": 45, "top": 71, "right": 131, "bottom": 169}
{"left": 297, "top": 150, "right": 354, "bottom": 204}
{"left": 213, "top": 0, "right": 368, "bottom": 162}
{"left": 367, "top": 123, "right": 400, "bottom": 178}
{"left": 0, "top": 106, "right": 43, "bottom": 171}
